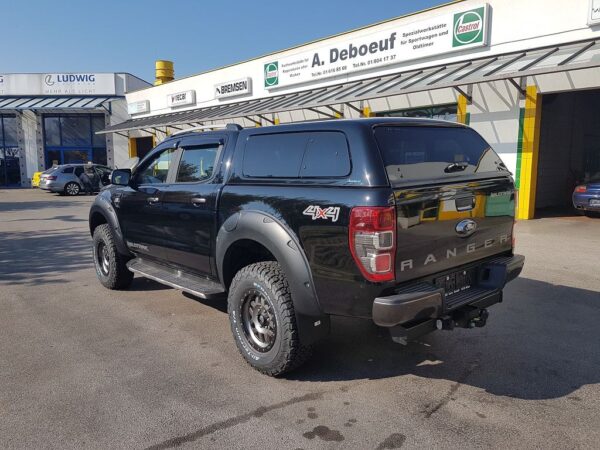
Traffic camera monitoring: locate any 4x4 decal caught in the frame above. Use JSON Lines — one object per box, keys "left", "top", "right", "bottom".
{"left": 303, "top": 205, "right": 340, "bottom": 222}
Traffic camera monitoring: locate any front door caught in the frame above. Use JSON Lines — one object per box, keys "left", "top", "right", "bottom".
{"left": 159, "top": 139, "right": 223, "bottom": 276}
{"left": 117, "top": 145, "right": 178, "bottom": 261}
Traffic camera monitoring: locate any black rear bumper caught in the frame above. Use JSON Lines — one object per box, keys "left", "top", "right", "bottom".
{"left": 372, "top": 254, "right": 524, "bottom": 328}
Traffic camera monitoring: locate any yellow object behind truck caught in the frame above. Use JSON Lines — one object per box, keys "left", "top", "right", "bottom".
{"left": 31, "top": 171, "right": 42, "bottom": 188}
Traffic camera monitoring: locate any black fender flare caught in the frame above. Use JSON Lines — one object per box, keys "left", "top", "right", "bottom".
{"left": 216, "top": 210, "right": 330, "bottom": 345}
{"left": 88, "top": 190, "right": 130, "bottom": 256}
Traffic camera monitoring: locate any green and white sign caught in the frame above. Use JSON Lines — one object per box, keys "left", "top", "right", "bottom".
{"left": 264, "top": 62, "right": 279, "bottom": 87}
{"left": 264, "top": 4, "right": 490, "bottom": 89}
{"left": 453, "top": 7, "right": 485, "bottom": 47}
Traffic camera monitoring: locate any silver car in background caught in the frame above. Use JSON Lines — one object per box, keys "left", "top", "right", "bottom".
{"left": 40, "top": 164, "right": 112, "bottom": 196}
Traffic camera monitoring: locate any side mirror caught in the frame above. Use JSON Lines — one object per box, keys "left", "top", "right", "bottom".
{"left": 111, "top": 169, "right": 131, "bottom": 186}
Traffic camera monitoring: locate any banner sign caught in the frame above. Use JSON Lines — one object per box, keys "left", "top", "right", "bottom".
{"left": 127, "top": 100, "right": 150, "bottom": 115}
{"left": 215, "top": 78, "right": 252, "bottom": 99}
{"left": 167, "top": 90, "right": 196, "bottom": 108}
{"left": 0, "top": 73, "right": 116, "bottom": 96}
{"left": 589, "top": 0, "right": 600, "bottom": 25}
{"left": 264, "top": 4, "right": 490, "bottom": 89}
{"left": 42, "top": 73, "right": 116, "bottom": 95}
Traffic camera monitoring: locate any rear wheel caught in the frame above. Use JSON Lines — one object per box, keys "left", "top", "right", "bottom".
{"left": 64, "top": 182, "right": 80, "bottom": 196}
{"left": 228, "top": 261, "right": 312, "bottom": 376}
{"left": 92, "top": 224, "right": 133, "bottom": 290}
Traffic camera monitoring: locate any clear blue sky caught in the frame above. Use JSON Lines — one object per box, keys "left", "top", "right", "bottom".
{"left": 1, "top": 0, "right": 450, "bottom": 82}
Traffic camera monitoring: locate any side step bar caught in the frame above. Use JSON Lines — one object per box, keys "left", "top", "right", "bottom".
{"left": 127, "top": 258, "right": 225, "bottom": 299}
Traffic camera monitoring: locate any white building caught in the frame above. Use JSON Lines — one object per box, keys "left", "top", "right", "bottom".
{"left": 0, "top": 72, "right": 150, "bottom": 187}
{"left": 102, "top": 0, "right": 600, "bottom": 219}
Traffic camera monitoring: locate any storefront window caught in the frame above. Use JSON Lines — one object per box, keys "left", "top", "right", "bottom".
{"left": 92, "top": 116, "right": 106, "bottom": 147}
{"left": 61, "top": 116, "right": 91, "bottom": 146}
{"left": 44, "top": 117, "right": 61, "bottom": 147}
{"left": 2, "top": 116, "right": 18, "bottom": 147}
{"left": 46, "top": 150, "right": 61, "bottom": 167}
{"left": 43, "top": 114, "right": 107, "bottom": 168}
{"left": 92, "top": 148, "right": 107, "bottom": 165}
{"left": 0, "top": 115, "right": 21, "bottom": 186}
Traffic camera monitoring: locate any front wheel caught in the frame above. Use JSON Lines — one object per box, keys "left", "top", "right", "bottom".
{"left": 228, "top": 261, "right": 313, "bottom": 376}
{"left": 64, "top": 182, "right": 80, "bottom": 196}
{"left": 92, "top": 224, "right": 133, "bottom": 290}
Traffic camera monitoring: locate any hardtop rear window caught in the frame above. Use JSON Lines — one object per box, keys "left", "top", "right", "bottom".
{"left": 373, "top": 125, "right": 510, "bottom": 184}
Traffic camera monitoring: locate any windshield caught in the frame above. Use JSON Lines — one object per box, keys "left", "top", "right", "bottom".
{"left": 374, "top": 126, "right": 510, "bottom": 184}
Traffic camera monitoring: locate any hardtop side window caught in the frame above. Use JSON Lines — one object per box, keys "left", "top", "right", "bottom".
{"left": 242, "top": 131, "right": 350, "bottom": 178}
{"left": 176, "top": 144, "right": 220, "bottom": 183}
{"left": 62, "top": 167, "right": 74, "bottom": 174}
{"left": 136, "top": 147, "right": 177, "bottom": 185}
{"left": 300, "top": 132, "right": 350, "bottom": 177}
{"left": 243, "top": 133, "right": 306, "bottom": 178}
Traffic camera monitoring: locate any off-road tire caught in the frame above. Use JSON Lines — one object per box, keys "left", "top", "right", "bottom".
{"left": 92, "top": 224, "right": 133, "bottom": 290}
{"left": 228, "top": 261, "right": 313, "bottom": 376}
{"left": 64, "top": 182, "right": 80, "bottom": 196}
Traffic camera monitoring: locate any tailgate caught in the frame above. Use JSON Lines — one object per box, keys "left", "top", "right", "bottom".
{"left": 393, "top": 176, "right": 515, "bottom": 283}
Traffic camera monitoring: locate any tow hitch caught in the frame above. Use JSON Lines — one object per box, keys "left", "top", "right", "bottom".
{"left": 389, "top": 307, "right": 490, "bottom": 345}
{"left": 436, "top": 307, "right": 489, "bottom": 330}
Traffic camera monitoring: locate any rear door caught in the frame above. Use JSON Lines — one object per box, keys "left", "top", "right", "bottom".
{"left": 373, "top": 125, "right": 515, "bottom": 284}
{"left": 158, "top": 136, "right": 225, "bottom": 276}
{"left": 117, "top": 144, "right": 178, "bottom": 261}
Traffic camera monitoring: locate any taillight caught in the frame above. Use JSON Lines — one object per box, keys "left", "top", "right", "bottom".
{"left": 349, "top": 206, "right": 396, "bottom": 282}
{"left": 46, "top": 176, "right": 57, "bottom": 180}
{"left": 575, "top": 185, "right": 587, "bottom": 193}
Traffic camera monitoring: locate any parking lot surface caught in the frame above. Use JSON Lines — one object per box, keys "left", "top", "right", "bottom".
{"left": 1, "top": 189, "right": 599, "bottom": 449}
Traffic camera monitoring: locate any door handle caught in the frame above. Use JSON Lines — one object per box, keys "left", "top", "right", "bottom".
{"left": 147, "top": 196, "right": 160, "bottom": 205}
{"left": 191, "top": 197, "right": 207, "bottom": 206}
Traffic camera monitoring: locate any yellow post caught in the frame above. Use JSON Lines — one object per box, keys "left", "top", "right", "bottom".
{"left": 362, "top": 106, "right": 372, "bottom": 117}
{"left": 457, "top": 94, "right": 469, "bottom": 125}
{"left": 128, "top": 137, "right": 137, "bottom": 158}
{"left": 516, "top": 86, "right": 542, "bottom": 220}
{"left": 274, "top": 117, "right": 280, "bottom": 125}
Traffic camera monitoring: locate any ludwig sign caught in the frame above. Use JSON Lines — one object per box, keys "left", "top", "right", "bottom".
{"left": 167, "top": 90, "right": 196, "bottom": 108}
{"left": 264, "top": 4, "right": 490, "bottom": 89}
{"left": 42, "top": 73, "right": 115, "bottom": 95}
{"left": 215, "top": 78, "right": 252, "bottom": 99}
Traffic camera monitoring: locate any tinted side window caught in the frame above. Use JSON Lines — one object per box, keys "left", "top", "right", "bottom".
{"left": 137, "top": 148, "right": 177, "bottom": 184}
{"left": 300, "top": 132, "right": 350, "bottom": 177}
{"left": 176, "top": 145, "right": 219, "bottom": 182}
{"left": 243, "top": 133, "right": 306, "bottom": 178}
{"left": 62, "top": 167, "right": 74, "bottom": 174}
{"left": 243, "top": 131, "right": 350, "bottom": 178}
{"left": 74, "top": 167, "right": 84, "bottom": 177}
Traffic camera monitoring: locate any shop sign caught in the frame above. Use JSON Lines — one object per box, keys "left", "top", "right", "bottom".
{"left": 264, "top": 4, "right": 489, "bottom": 89}
{"left": 215, "top": 78, "right": 252, "bottom": 98}
{"left": 42, "top": 73, "right": 116, "bottom": 95}
{"left": 167, "top": 90, "right": 196, "bottom": 107}
{"left": 127, "top": 100, "right": 150, "bottom": 115}
{"left": 0, "top": 73, "right": 116, "bottom": 95}
{"left": 589, "top": 0, "right": 600, "bottom": 25}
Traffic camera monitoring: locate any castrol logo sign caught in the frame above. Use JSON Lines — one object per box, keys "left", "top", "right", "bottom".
{"left": 453, "top": 7, "right": 485, "bottom": 47}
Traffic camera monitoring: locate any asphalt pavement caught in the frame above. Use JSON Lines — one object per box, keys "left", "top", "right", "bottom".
{"left": 1, "top": 189, "right": 599, "bottom": 449}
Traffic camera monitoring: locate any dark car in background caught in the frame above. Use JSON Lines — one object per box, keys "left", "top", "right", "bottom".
{"left": 573, "top": 178, "right": 600, "bottom": 216}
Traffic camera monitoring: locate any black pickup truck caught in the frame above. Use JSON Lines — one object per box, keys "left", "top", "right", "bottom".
{"left": 89, "top": 118, "right": 524, "bottom": 376}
